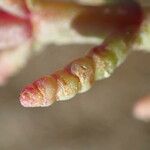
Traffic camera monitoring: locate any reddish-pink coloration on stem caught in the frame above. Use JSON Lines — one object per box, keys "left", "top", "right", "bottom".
{"left": 20, "top": 84, "right": 44, "bottom": 107}
{"left": 20, "top": 76, "right": 58, "bottom": 107}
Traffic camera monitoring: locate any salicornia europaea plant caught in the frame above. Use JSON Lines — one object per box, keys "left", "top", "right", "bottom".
{"left": 0, "top": 0, "right": 150, "bottom": 121}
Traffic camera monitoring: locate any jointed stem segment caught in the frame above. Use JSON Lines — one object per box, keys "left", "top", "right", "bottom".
{"left": 0, "top": 0, "right": 149, "bottom": 107}
{"left": 20, "top": 21, "right": 143, "bottom": 107}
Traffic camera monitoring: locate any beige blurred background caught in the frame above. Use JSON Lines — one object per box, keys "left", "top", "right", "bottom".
{"left": 0, "top": 0, "right": 150, "bottom": 149}
{"left": 0, "top": 44, "right": 149, "bottom": 150}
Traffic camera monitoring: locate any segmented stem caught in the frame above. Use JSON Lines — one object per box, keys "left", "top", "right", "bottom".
{"left": 19, "top": 31, "right": 141, "bottom": 107}
{"left": 19, "top": 1, "right": 143, "bottom": 107}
